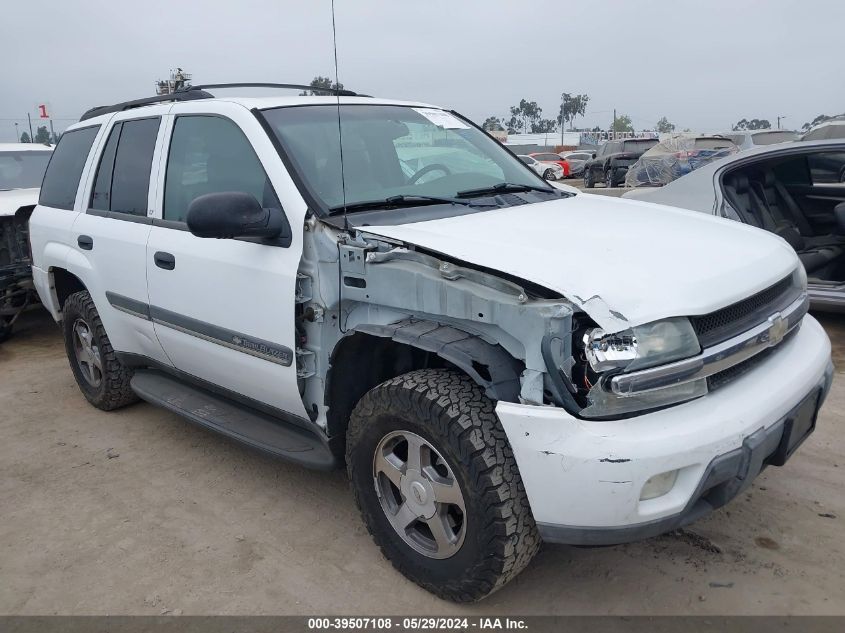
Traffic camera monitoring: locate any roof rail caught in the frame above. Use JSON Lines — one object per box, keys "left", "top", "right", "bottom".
{"left": 188, "top": 83, "right": 359, "bottom": 97}
{"left": 79, "top": 82, "right": 360, "bottom": 121}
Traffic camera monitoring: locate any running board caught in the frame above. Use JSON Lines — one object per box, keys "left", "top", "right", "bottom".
{"left": 130, "top": 369, "right": 338, "bottom": 470}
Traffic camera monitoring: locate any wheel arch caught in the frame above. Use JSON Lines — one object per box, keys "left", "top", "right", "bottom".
{"left": 51, "top": 267, "right": 87, "bottom": 315}
{"left": 325, "top": 319, "right": 524, "bottom": 440}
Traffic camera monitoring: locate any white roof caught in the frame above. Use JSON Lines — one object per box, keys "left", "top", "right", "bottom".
{"left": 0, "top": 143, "right": 53, "bottom": 152}
{"left": 72, "top": 95, "right": 440, "bottom": 129}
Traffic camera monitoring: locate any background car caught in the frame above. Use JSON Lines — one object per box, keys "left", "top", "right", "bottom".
{"left": 528, "top": 152, "right": 570, "bottom": 178}
{"left": 583, "top": 137, "right": 658, "bottom": 188}
{"left": 621, "top": 139, "right": 845, "bottom": 310}
{"left": 0, "top": 142, "right": 53, "bottom": 341}
{"left": 624, "top": 136, "right": 738, "bottom": 188}
{"left": 801, "top": 117, "right": 845, "bottom": 141}
{"left": 560, "top": 150, "right": 592, "bottom": 178}
{"left": 722, "top": 129, "right": 799, "bottom": 151}
{"left": 518, "top": 154, "right": 563, "bottom": 180}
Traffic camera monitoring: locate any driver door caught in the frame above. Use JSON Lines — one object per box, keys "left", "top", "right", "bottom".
{"left": 145, "top": 105, "right": 306, "bottom": 417}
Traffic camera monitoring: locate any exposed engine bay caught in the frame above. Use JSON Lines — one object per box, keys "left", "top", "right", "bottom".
{"left": 0, "top": 211, "right": 37, "bottom": 341}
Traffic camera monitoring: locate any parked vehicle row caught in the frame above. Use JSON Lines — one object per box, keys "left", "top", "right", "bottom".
{"left": 560, "top": 150, "right": 592, "bottom": 178}
{"left": 26, "top": 84, "right": 832, "bottom": 602}
{"left": 518, "top": 154, "right": 564, "bottom": 180}
{"left": 583, "top": 137, "right": 659, "bottom": 188}
{"left": 624, "top": 136, "right": 738, "bottom": 188}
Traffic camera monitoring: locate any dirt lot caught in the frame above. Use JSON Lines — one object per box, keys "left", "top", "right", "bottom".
{"left": 1, "top": 309, "right": 844, "bottom": 615}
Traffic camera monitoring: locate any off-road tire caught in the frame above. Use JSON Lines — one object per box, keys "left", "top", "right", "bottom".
{"left": 584, "top": 168, "right": 595, "bottom": 188}
{"left": 346, "top": 369, "right": 540, "bottom": 602}
{"left": 62, "top": 290, "right": 138, "bottom": 411}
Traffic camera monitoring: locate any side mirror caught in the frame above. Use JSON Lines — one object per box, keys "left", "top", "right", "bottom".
{"left": 591, "top": 152, "right": 597, "bottom": 159}
{"left": 186, "top": 192, "right": 287, "bottom": 240}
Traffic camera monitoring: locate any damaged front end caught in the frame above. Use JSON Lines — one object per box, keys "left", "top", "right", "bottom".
{"left": 0, "top": 210, "right": 37, "bottom": 341}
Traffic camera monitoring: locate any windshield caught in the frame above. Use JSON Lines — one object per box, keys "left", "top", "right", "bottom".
{"left": 0, "top": 151, "right": 52, "bottom": 190}
{"left": 262, "top": 104, "right": 548, "bottom": 213}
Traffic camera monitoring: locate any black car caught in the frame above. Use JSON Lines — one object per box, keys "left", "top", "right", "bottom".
{"left": 584, "top": 138, "right": 659, "bottom": 188}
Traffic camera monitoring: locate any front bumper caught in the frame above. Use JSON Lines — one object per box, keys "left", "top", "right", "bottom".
{"left": 496, "top": 315, "right": 833, "bottom": 545}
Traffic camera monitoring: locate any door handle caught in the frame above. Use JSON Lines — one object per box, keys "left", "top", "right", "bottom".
{"left": 77, "top": 235, "right": 93, "bottom": 250}
{"left": 154, "top": 251, "right": 176, "bottom": 270}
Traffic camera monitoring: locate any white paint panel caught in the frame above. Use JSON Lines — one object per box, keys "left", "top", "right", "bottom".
{"left": 364, "top": 193, "right": 800, "bottom": 331}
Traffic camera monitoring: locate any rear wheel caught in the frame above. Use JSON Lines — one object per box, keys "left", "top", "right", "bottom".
{"left": 346, "top": 369, "right": 540, "bottom": 602}
{"left": 62, "top": 290, "right": 138, "bottom": 410}
{"left": 543, "top": 168, "right": 555, "bottom": 180}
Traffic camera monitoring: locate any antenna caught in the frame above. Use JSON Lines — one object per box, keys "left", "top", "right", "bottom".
{"left": 331, "top": 0, "right": 349, "bottom": 231}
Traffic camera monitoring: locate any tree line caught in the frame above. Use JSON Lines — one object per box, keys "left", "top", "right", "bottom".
{"left": 19, "top": 125, "right": 57, "bottom": 144}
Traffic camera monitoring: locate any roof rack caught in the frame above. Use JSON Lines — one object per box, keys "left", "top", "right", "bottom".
{"left": 79, "top": 82, "right": 361, "bottom": 121}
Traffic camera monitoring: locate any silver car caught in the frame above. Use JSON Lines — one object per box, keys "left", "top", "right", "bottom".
{"left": 623, "top": 139, "right": 845, "bottom": 309}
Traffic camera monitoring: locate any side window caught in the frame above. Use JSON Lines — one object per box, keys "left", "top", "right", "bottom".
{"left": 163, "top": 116, "right": 278, "bottom": 223}
{"left": 807, "top": 152, "right": 845, "bottom": 184}
{"left": 38, "top": 125, "right": 100, "bottom": 210}
{"left": 90, "top": 123, "right": 120, "bottom": 210}
{"left": 90, "top": 117, "right": 160, "bottom": 216}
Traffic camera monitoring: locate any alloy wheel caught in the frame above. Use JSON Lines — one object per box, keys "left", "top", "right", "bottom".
{"left": 72, "top": 317, "right": 103, "bottom": 387}
{"left": 372, "top": 430, "right": 466, "bottom": 559}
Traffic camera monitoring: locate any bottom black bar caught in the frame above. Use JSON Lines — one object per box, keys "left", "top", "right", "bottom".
{"left": 0, "top": 616, "right": 844, "bottom": 633}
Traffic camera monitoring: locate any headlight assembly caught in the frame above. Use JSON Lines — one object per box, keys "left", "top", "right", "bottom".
{"left": 573, "top": 317, "right": 703, "bottom": 418}
{"left": 584, "top": 317, "right": 700, "bottom": 374}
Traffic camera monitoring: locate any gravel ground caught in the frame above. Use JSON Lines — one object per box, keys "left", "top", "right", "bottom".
{"left": 1, "top": 310, "right": 843, "bottom": 615}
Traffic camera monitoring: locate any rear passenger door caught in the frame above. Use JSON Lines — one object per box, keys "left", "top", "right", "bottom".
{"left": 145, "top": 104, "right": 306, "bottom": 417}
{"left": 71, "top": 111, "right": 171, "bottom": 364}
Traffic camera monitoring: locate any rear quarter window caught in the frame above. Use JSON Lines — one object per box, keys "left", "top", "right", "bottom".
{"left": 38, "top": 125, "right": 100, "bottom": 210}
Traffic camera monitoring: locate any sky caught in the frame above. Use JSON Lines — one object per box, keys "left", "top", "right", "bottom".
{"left": 2, "top": 0, "right": 843, "bottom": 141}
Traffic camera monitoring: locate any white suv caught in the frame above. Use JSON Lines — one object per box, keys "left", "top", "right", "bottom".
{"left": 28, "top": 84, "right": 833, "bottom": 601}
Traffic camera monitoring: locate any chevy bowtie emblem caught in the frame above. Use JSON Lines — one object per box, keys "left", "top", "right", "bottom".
{"left": 767, "top": 313, "right": 787, "bottom": 346}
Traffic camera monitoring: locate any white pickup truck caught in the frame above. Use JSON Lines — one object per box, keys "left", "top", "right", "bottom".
{"left": 28, "top": 84, "right": 833, "bottom": 602}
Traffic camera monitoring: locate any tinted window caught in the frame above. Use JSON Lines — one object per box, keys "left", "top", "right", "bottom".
{"left": 518, "top": 156, "right": 532, "bottom": 164}
{"left": 90, "top": 123, "right": 121, "bottom": 210}
{"left": 751, "top": 131, "right": 798, "bottom": 145}
{"left": 622, "top": 139, "right": 658, "bottom": 153}
{"left": 164, "top": 116, "right": 278, "bottom": 223}
{"left": 38, "top": 126, "right": 100, "bottom": 210}
{"left": 693, "top": 138, "right": 735, "bottom": 150}
{"left": 109, "top": 118, "right": 160, "bottom": 215}
{"left": 0, "top": 151, "right": 52, "bottom": 189}
{"left": 808, "top": 152, "right": 845, "bottom": 184}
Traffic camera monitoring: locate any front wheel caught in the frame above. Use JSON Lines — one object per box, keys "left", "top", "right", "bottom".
{"left": 62, "top": 290, "right": 138, "bottom": 410}
{"left": 584, "top": 168, "right": 595, "bottom": 188}
{"left": 346, "top": 369, "right": 540, "bottom": 602}
{"left": 606, "top": 168, "right": 617, "bottom": 188}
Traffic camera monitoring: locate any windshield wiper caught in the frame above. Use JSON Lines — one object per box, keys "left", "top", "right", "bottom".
{"left": 456, "top": 182, "right": 557, "bottom": 198}
{"left": 327, "top": 194, "right": 497, "bottom": 216}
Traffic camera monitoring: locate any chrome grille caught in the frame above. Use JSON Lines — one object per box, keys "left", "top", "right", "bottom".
{"left": 691, "top": 275, "right": 797, "bottom": 347}
{"left": 706, "top": 326, "right": 800, "bottom": 392}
